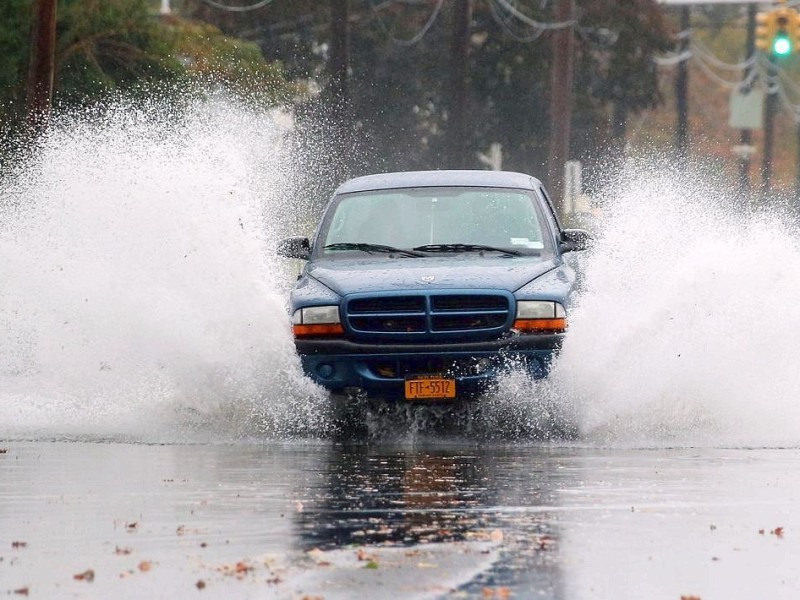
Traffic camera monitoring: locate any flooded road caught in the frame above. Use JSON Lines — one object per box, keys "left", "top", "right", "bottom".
{"left": 2, "top": 440, "right": 798, "bottom": 599}
{"left": 3, "top": 97, "right": 800, "bottom": 599}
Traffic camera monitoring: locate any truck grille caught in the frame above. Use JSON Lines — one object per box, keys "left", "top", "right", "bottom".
{"left": 344, "top": 292, "right": 512, "bottom": 339}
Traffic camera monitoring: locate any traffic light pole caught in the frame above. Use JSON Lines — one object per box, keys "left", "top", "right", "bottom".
{"left": 739, "top": 5, "right": 756, "bottom": 196}
{"left": 675, "top": 6, "right": 690, "bottom": 160}
{"left": 762, "top": 55, "right": 777, "bottom": 197}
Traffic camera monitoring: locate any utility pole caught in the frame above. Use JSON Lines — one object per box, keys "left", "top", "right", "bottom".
{"left": 328, "top": 0, "right": 352, "bottom": 176}
{"left": 675, "top": 6, "right": 690, "bottom": 159}
{"left": 547, "top": 0, "right": 575, "bottom": 218}
{"left": 448, "top": 0, "right": 473, "bottom": 169}
{"left": 329, "top": 0, "right": 350, "bottom": 109}
{"left": 762, "top": 55, "right": 777, "bottom": 196}
{"left": 739, "top": 5, "right": 756, "bottom": 196}
{"left": 25, "top": 0, "right": 57, "bottom": 131}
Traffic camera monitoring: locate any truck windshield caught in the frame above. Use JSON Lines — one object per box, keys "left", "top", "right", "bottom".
{"left": 319, "top": 187, "right": 550, "bottom": 257}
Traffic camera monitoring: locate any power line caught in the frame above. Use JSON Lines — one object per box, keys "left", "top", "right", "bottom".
{"left": 199, "top": 0, "right": 275, "bottom": 13}
{"left": 369, "top": 0, "right": 444, "bottom": 46}
{"left": 653, "top": 50, "right": 692, "bottom": 66}
{"left": 488, "top": 0, "right": 546, "bottom": 42}
{"left": 493, "top": 0, "right": 574, "bottom": 31}
{"left": 691, "top": 39, "right": 755, "bottom": 71}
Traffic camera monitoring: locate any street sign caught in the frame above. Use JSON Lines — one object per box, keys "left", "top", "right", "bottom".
{"left": 729, "top": 85, "right": 764, "bottom": 129}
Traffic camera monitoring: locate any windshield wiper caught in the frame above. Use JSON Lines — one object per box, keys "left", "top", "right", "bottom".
{"left": 412, "top": 243, "right": 522, "bottom": 256}
{"left": 324, "top": 242, "right": 425, "bottom": 257}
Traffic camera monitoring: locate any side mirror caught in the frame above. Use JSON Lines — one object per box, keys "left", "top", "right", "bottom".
{"left": 277, "top": 236, "right": 311, "bottom": 260}
{"left": 559, "top": 229, "right": 591, "bottom": 253}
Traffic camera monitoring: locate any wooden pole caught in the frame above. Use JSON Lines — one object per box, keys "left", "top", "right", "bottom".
{"left": 675, "top": 6, "right": 690, "bottom": 159}
{"left": 547, "top": 0, "right": 575, "bottom": 219}
{"left": 448, "top": 0, "right": 473, "bottom": 169}
{"left": 25, "top": 0, "right": 58, "bottom": 130}
{"left": 739, "top": 5, "right": 756, "bottom": 196}
{"left": 762, "top": 55, "right": 777, "bottom": 196}
{"left": 328, "top": 0, "right": 352, "bottom": 176}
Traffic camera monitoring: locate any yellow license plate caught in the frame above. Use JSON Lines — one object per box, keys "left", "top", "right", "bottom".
{"left": 404, "top": 375, "right": 456, "bottom": 400}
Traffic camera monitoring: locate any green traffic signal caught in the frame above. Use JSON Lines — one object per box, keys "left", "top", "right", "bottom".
{"left": 773, "top": 32, "right": 792, "bottom": 56}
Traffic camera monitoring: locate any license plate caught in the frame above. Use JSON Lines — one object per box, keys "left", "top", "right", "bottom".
{"left": 404, "top": 375, "right": 456, "bottom": 400}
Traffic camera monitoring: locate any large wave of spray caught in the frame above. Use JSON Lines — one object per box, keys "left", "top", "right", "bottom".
{"left": 552, "top": 161, "right": 800, "bottom": 447}
{"left": 0, "top": 91, "right": 330, "bottom": 441}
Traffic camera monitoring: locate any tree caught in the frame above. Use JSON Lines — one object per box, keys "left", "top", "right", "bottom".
{"left": 0, "top": 0, "right": 36, "bottom": 128}
{"left": 576, "top": 0, "right": 674, "bottom": 155}
{"left": 0, "top": 0, "right": 294, "bottom": 137}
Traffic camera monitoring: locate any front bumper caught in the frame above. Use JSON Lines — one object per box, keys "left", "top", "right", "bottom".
{"left": 295, "top": 334, "right": 563, "bottom": 400}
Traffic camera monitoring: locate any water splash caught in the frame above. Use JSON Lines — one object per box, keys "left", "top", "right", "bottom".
{"left": 0, "top": 92, "right": 329, "bottom": 442}
{"left": 552, "top": 162, "right": 800, "bottom": 447}
{"left": 4, "top": 97, "right": 800, "bottom": 447}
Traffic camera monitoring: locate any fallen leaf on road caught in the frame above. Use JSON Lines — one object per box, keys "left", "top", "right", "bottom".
{"left": 771, "top": 527, "right": 785, "bottom": 538}
{"left": 482, "top": 587, "right": 512, "bottom": 598}
{"left": 534, "top": 535, "right": 555, "bottom": 550}
{"left": 196, "top": 579, "right": 206, "bottom": 590}
{"left": 11, "top": 542, "right": 27, "bottom": 549}
{"left": 138, "top": 561, "right": 152, "bottom": 572}
{"left": 356, "top": 548, "right": 375, "bottom": 562}
{"left": 680, "top": 596, "right": 701, "bottom": 600}
{"left": 73, "top": 569, "right": 95, "bottom": 582}
{"left": 363, "top": 560, "right": 379, "bottom": 569}
{"left": 13, "top": 588, "right": 28, "bottom": 596}
{"left": 114, "top": 546, "right": 132, "bottom": 555}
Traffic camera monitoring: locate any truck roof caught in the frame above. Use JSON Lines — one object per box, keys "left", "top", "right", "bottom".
{"left": 335, "top": 170, "right": 543, "bottom": 195}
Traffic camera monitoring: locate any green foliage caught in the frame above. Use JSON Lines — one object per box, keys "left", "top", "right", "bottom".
{"left": 0, "top": 0, "right": 293, "bottom": 132}
{"left": 2, "top": 0, "right": 676, "bottom": 186}
{"left": 56, "top": 0, "right": 182, "bottom": 104}
{"left": 167, "top": 19, "right": 293, "bottom": 104}
{"left": 0, "top": 0, "right": 33, "bottom": 124}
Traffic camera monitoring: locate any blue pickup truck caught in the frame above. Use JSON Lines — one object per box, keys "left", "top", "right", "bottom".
{"left": 278, "top": 170, "right": 588, "bottom": 409}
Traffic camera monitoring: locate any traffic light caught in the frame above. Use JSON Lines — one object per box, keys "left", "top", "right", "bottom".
{"left": 755, "top": 10, "right": 777, "bottom": 53}
{"left": 772, "top": 7, "right": 794, "bottom": 57}
{"left": 756, "top": 6, "right": 800, "bottom": 58}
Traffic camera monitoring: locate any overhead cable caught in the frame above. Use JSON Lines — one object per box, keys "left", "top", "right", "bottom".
{"left": 653, "top": 50, "right": 692, "bottom": 66}
{"left": 369, "top": 0, "right": 444, "bottom": 46}
{"left": 492, "top": 0, "right": 574, "bottom": 31}
{"left": 692, "top": 51, "right": 758, "bottom": 88}
{"left": 200, "top": 0, "right": 274, "bottom": 12}
{"left": 775, "top": 82, "right": 800, "bottom": 121}
{"left": 488, "top": 0, "right": 546, "bottom": 42}
{"left": 691, "top": 39, "right": 755, "bottom": 71}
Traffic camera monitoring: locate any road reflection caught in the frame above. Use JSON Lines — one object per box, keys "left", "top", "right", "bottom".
{"left": 295, "top": 447, "right": 488, "bottom": 548}
{"left": 293, "top": 443, "right": 573, "bottom": 595}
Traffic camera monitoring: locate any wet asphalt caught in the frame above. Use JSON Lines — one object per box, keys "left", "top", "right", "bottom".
{"left": 1, "top": 440, "right": 799, "bottom": 599}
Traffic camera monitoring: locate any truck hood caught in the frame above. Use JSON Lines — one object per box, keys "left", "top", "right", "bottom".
{"left": 307, "top": 255, "right": 559, "bottom": 296}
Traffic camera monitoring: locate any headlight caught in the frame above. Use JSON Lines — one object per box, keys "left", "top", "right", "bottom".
{"left": 513, "top": 301, "right": 567, "bottom": 333}
{"left": 292, "top": 306, "right": 344, "bottom": 337}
